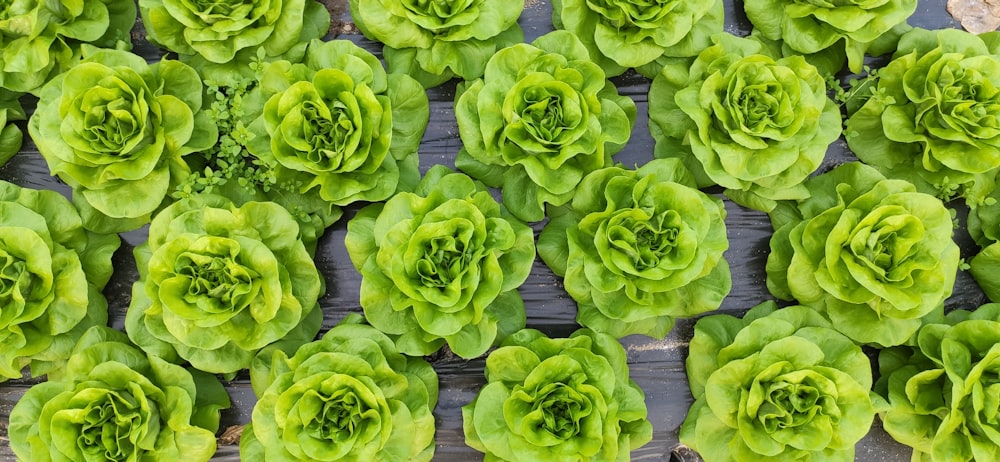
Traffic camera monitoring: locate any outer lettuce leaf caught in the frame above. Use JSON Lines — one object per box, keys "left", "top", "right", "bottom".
{"left": 876, "top": 304, "right": 1000, "bottom": 462}
{"left": 29, "top": 47, "right": 218, "bottom": 234}
{"left": 242, "top": 315, "right": 438, "bottom": 461}
{"left": 766, "top": 162, "right": 960, "bottom": 347}
{"left": 351, "top": 0, "right": 525, "bottom": 88}
{"left": 126, "top": 194, "right": 323, "bottom": 375}
{"left": 456, "top": 30, "right": 636, "bottom": 222}
{"left": 552, "top": 0, "right": 722, "bottom": 78}
{"left": 0, "top": 181, "right": 120, "bottom": 381}
{"left": 744, "top": 0, "right": 916, "bottom": 73}
{"left": 538, "top": 158, "right": 730, "bottom": 339}
{"left": 139, "top": 0, "right": 329, "bottom": 68}
{"left": 0, "top": 0, "right": 136, "bottom": 94}
{"left": 0, "top": 89, "right": 24, "bottom": 165}
{"left": 649, "top": 32, "right": 840, "bottom": 212}
{"left": 681, "top": 302, "right": 876, "bottom": 462}
{"left": 345, "top": 165, "right": 534, "bottom": 359}
{"left": 9, "top": 326, "right": 230, "bottom": 462}
{"left": 846, "top": 27, "right": 1000, "bottom": 207}
{"left": 463, "top": 328, "right": 653, "bottom": 461}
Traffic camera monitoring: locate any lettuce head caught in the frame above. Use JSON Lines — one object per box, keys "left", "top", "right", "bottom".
{"left": 242, "top": 315, "right": 438, "bottom": 461}
{"left": 455, "top": 30, "right": 636, "bottom": 222}
{"left": 846, "top": 27, "right": 1000, "bottom": 207}
{"left": 766, "top": 162, "right": 960, "bottom": 347}
{"left": 29, "top": 48, "right": 218, "bottom": 233}
{"left": 0, "top": 181, "right": 119, "bottom": 381}
{"left": 126, "top": 194, "right": 324, "bottom": 375}
{"left": 538, "top": 158, "right": 730, "bottom": 339}
{"left": 649, "top": 33, "right": 841, "bottom": 212}
{"left": 0, "top": 0, "right": 135, "bottom": 94}
{"left": 351, "top": 0, "right": 525, "bottom": 88}
{"left": 744, "top": 0, "right": 915, "bottom": 73}
{"left": 552, "top": 0, "right": 723, "bottom": 77}
{"left": 876, "top": 304, "right": 1000, "bottom": 461}
{"left": 9, "top": 326, "right": 230, "bottom": 462}
{"left": 463, "top": 328, "right": 653, "bottom": 461}
{"left": 345, "top": 165, "right": 535, "bottom": 359}
{"left": 682, "top": 302, "right": 876, "bottom": 461}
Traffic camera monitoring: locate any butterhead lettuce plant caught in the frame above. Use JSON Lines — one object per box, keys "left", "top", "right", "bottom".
{"left": 552, "top": 0, "right": 723, "bottom": 78}
{"left": 744, "top": 0, "right": 915, "bottom": 73}
{"left": 463, "top": 328, "right": 653, "bottom": 461}
{"left": 242, "top": 314, "right": 438, "bottom": 461}
{"left": 538, "top": 159, "right": 730, "bottom": 339}
{"left": 9, "top": 326, "right": 230, "bottom": 462}
{"left": 139, "top": 0, "right": 329, "bottom": 69}
{"left": 29, "top": 48, "right": 218, "bottom": 234}
{"left": 455, "top": 30, "right": 637, "bottom": 222}
{"left": 126, "top": 194, "right": 324, "bottom": 376}
{"left": 245, "top": 38, "right": 428, "bottom": 219}
{"left": 345, "top": 165, "right": 534, "bottom": 359}
{"left": 766, "top": 162, "right": 961, "bottom": 347}
{"left": 0, "top": 0, "right": 136, "bottom": 94}
{"left": 0, "top": 181, "right": 119, "bottom": 381}
{"left": 876, "top": 303, "right": 1000, "bottom": 461}
{"left": 681, "top": 302, "right": 877, "bottom": 461}
{"left": 351, "top": 0, "right": 525, "bottom": 88}
{"left": 649, "top": 33, "right": 841, "bottom": 212}
{"left": 846, "top": 27, "right": 1000, "bottom": 207}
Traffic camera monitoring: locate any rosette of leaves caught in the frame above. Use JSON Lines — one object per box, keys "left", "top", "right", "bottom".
{"left": 552, "top": 0, "right": 723, "bottom": 78}
{"left": 241, "top": 314, "right": 438, "bottom": 461}
{"left": 243, "top": 38, "right": 428, "bottom": 225}
{"left": 538, "top": 159, "right": 731, "bottom": 339}
{"left": 0, "top": 89, "right": 24, "bottom": 165}
{"left": 846, "top": 27, "right": 1000, "bottom": 207}
{"left": 29, "top": 47, "right": 218, "bottom": 234}
{"left": 766, "top": 162, "right": 961, "bottom": 347}
{"left": 8, "top": 326, "right": 230, "bottom": 462}
{"left": 681, "top": 302, "right": 877, "bottom": 461}
{"left": 350, "top": 0, "right": 525, "bottom": 88}
{"left": 463, "top": 328, "right": 653, "bottom": 461}
{"left": 0, "top": 0, "right": 135, "bottom": 94}
{"left": 455, "top": 30, "right": 637, "bottom": 223}
{"left": 744, "top": 0, "right": 915, "bottom": 73}
{"left": 648, "top": 33, "right": 841, "bottom": 212}
{"left": 345, "top": 165, "right": 535, "bottom": 359}
{"left": 876, "top": 303, "right": 1000, "bottom": 461}
{"left": 139, "top": 0, "right": 329, "bottom": 71}
{"left": 0, "top": 181, "right": 119, "bottom": 381}
{"left": 125, "top": 194, "right": 324, "bottom": 376}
